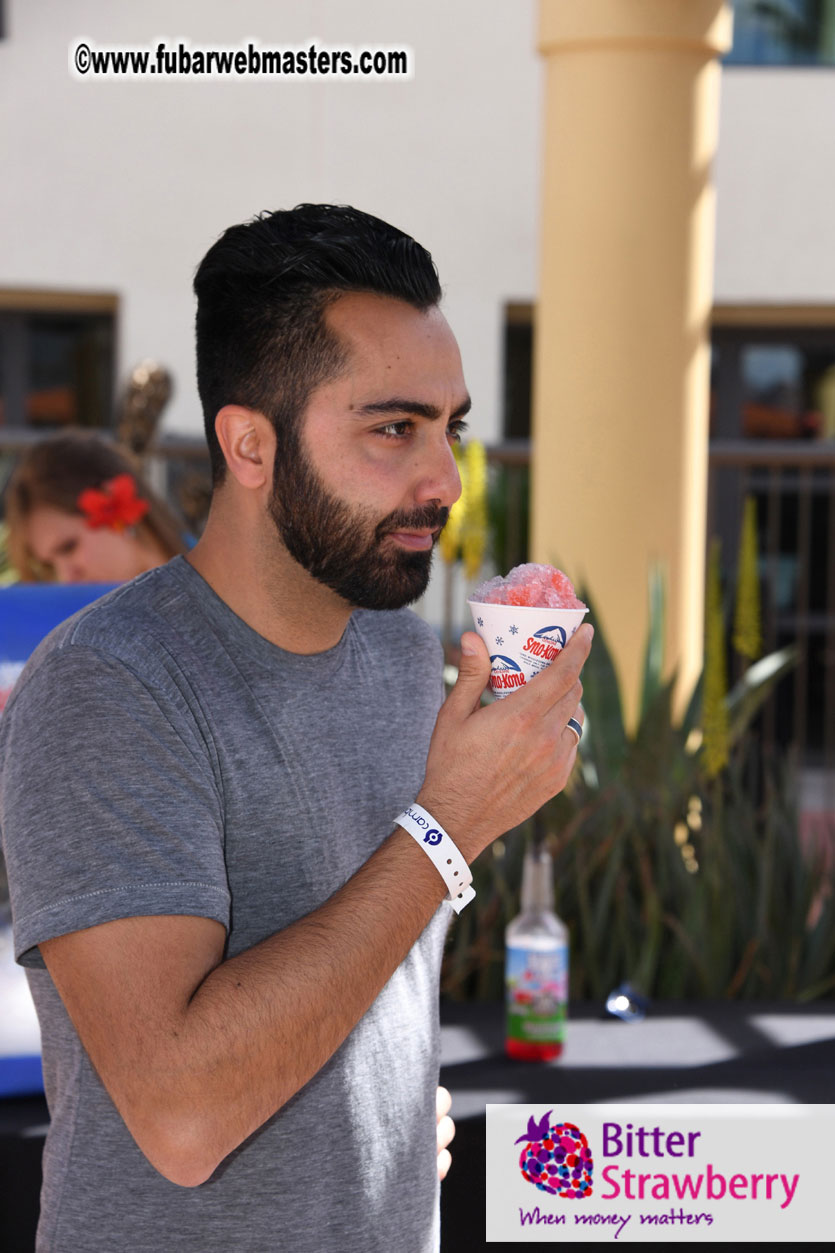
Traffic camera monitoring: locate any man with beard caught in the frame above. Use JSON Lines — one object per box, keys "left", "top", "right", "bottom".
{"left": 0, "top": 205, "right": 590, "bottom": 1253}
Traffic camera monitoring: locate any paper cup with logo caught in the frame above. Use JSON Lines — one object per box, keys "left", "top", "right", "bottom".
{"left": 467, "top": 600, "right": 588, "bottom": 699}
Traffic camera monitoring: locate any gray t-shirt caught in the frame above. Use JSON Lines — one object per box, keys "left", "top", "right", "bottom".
{"left": 0, "top": 557, "right": 450, "bottom": 1253}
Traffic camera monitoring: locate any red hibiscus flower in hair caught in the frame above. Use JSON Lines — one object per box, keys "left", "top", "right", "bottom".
{"left": 77, "top": 474, "right": 150, "bottom": 531}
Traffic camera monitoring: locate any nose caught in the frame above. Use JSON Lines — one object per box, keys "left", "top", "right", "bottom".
{"left": 413, "top": 433, "right": 462, "bottom": 510}
{"left": 53, "top": 556, "right": 86, "bottom": 584}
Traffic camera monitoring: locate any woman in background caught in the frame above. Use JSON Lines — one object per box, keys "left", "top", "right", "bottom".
{"left": 4, "top": 433, "right": 186, "bottom": 583}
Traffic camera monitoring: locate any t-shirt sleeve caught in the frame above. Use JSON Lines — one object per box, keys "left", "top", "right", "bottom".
{"left": 0, "top": 644, "right": 230, "bottom": 968}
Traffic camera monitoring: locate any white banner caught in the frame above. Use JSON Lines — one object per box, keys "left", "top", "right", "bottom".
{"left": 486, "top": 1104, "right": 833, "bottom": 1243}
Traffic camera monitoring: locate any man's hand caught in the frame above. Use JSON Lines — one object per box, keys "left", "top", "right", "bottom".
{"left": 418, "top": 624, "right": 592, "bottom": 861}
{"left": 436, "top": 1085, "right": 455, "bottom": 1181}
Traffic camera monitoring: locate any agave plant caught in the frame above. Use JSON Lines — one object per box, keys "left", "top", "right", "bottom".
{"left": 441, "top": 569, "right": 835, "bottom": 1003}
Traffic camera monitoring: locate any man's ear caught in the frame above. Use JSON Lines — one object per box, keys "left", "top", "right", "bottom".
{"left": 214, "top": 406, "right": 275, "bottom": 490}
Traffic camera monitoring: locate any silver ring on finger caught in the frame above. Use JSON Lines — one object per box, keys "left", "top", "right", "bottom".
{"left": 565, "top": 716, "right": 583, "bottom": 744}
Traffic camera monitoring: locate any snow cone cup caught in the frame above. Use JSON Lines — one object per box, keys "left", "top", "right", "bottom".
{"left": 467, "top": 600, "right": 588, "bottom": 699}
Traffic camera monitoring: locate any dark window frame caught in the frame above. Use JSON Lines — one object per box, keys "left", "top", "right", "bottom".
{"left": 0, "top": 290, "right": 118, "bottom": 433}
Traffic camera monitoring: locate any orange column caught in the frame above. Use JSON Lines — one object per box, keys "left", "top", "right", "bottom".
{"left": 532, "top": 0, "right": 733, "bottom": 726}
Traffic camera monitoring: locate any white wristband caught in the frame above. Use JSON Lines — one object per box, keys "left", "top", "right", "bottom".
{"left": 395, "top": 803, "right": 476, "bottom": 914}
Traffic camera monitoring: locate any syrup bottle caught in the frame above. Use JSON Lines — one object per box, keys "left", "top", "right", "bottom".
{"left": 505, "top": 844, "right": 568, "bottom": 1061}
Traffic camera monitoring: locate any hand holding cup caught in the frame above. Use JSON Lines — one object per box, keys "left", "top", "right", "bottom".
{"left": 418, "top": 565, "right": 592, "bottom": 861}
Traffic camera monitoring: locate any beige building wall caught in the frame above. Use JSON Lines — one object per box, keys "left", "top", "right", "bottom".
{"left": 0, "top": 0, "right": 542, "bottom": 445}
{"left": 4, "top": 1, "right": 835, "bottom": 644}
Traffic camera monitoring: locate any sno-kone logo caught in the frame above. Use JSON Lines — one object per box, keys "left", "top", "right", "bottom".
{"left": 489, "top": 653, "right": 526, "bottom": 693}
{"left": 522, "top": 623, "right": 567, "bottom": 666}
{"left": 402, "top": 805, "right": 443, "bottom": 846}
{"left": 516, "top": 1111, "right": 594, "bottom": 1199}
{"left": 491, "top": 625, "right": 570, "bottom": 694}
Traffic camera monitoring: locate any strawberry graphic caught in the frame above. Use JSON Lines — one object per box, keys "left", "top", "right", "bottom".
{"left": 515, "top": 1113, "right": 593, "bottom": 1198}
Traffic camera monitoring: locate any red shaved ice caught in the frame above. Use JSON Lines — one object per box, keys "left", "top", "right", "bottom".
{"left": 472, "top": 563, "right": 586, "bottom": 611}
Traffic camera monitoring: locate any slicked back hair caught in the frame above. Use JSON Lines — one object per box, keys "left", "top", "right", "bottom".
{"left": 194, "top": 204, "right": 442, "bottom": 484}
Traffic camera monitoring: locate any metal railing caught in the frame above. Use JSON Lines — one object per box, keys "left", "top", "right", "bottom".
{"left": 2, "top": 430, "right": 833, "bottom": 771}
{"left": 707, "top": 441, "right": 835, "bottom": 770}
{"left": 485, "top": 439, "right": 835, "bottom": 772}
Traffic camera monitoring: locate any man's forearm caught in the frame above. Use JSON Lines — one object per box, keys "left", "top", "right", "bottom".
{"left": 181, "top": 828, "right": 446, "bottom": 1176}
{"left": 42, "top": 625, "right": 590, "bottom": 1187}
{"left": 45, "top": 826, "right": 447, "bottom": 1187}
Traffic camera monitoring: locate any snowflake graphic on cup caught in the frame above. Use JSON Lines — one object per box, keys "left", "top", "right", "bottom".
{"left": 515, "top": 1113, "right": 593, "bottom": 1198}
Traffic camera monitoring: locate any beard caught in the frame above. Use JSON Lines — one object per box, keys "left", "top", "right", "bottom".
{"left": 268, "top": 434, "right": 449, "bottom": 612}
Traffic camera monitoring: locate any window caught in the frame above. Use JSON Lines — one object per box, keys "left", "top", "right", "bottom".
{"left": 724, "top": 0, "right": 835, "bottom": 67}
{"left": 502, "top": 303, "right": 534, "bottom": 441}
{"left": 710, "top": 316, "right": 835, "bottom": 764}
{"left": 0, "top": 295, "right": 117, "bottom": 432}
{"left": 498, "top": 302, "right": 835, "bottom": 764}
{"left": 712, "top": 323, "right": 835, "bottom": 440}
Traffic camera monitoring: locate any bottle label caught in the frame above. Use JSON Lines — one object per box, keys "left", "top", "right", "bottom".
{"left": 506, "top": 943, "right": 568, "bottom": 1044}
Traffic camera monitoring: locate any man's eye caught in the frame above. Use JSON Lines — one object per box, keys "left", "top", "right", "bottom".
{"left": 448, "top": 419, "right": 469, "bottom": 443}
{"left": 376, "top": 421, "right": 413, "bottom": 438}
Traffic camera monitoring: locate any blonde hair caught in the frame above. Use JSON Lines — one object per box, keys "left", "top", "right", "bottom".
{"left": 4, "top": 433, "right": 186, "bottom": 581}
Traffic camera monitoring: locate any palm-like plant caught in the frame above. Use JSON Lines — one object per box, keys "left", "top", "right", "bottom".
{"left": 442, "top": 556, "right": 835, "bottom": 1003}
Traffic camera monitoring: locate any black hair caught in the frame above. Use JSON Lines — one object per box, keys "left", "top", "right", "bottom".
{"left": 193, "top": 204, "right": 442, "bottom": 483}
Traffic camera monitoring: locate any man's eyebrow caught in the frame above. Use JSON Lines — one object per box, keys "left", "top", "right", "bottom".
{"left": 354, "top": 395, "right": 472, "bottom": 421}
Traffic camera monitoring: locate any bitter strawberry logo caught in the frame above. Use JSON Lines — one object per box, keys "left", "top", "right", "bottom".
{"left": 515, "top": 1112, "right": 593, "bottom": 1198}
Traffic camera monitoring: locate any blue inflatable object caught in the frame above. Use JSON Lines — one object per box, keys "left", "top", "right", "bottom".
{"left": 1, "top": 582, "right": 117, "bottom": 1097}
{"left": 0, "top": 1053, "right": 44, "bottom": 1098}
{"left": 0, "top": 583, "right": 117, "bottom": 658}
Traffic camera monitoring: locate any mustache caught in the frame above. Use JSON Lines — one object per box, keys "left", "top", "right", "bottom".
{"left": 376, "top": 504, "right": 450, "bottom": 542}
